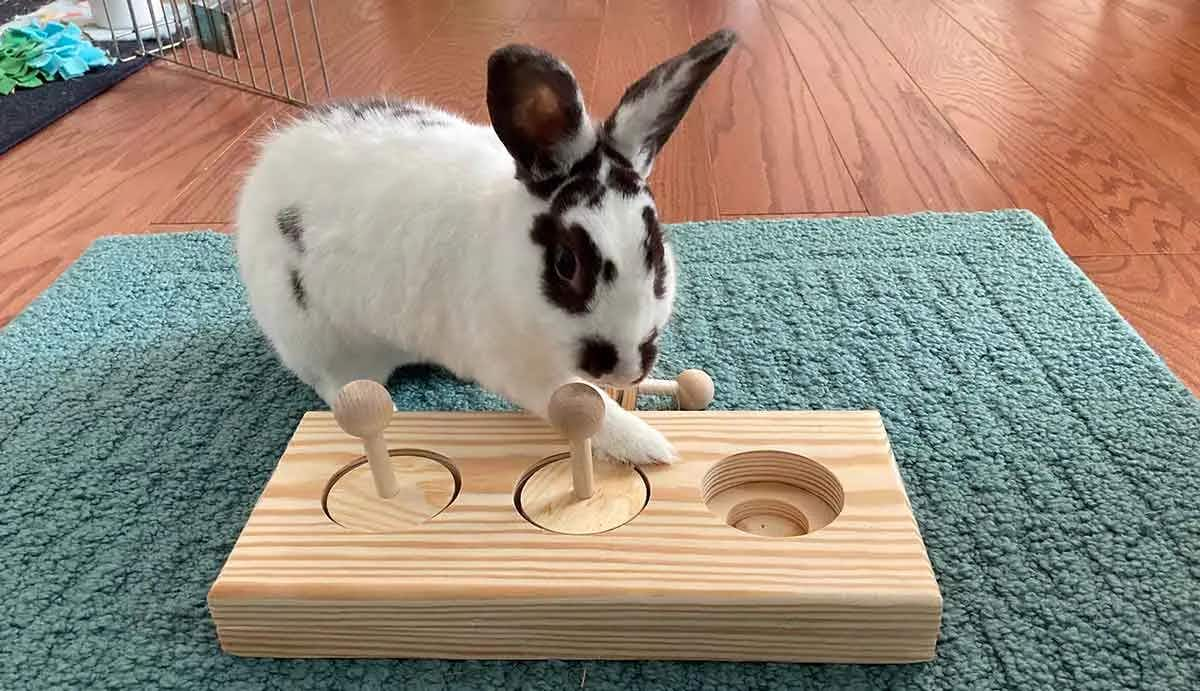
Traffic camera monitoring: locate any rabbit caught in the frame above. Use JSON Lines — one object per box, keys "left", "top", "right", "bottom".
{"left": 234, "top": 29, "right": 737, "bottom": 465}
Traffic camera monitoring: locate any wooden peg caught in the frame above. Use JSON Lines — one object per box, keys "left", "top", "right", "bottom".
{"left": 332, "top": 380, "right": 398, "bottom": 499}
{"left": 547, "top": 382, "right": 606, "bottom": 500}
{"left": 638, "top": 368, "right": 715, "bottom": 410}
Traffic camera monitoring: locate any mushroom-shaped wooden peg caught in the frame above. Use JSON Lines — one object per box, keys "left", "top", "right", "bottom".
{"left": 638, "top": 368, "right": 715, "bottom": 410}
{"left": 547, "top": 382, "right": 606, "bottom": 500}
{"left": 332, "top": 380, "right": 398, "bottom": 499}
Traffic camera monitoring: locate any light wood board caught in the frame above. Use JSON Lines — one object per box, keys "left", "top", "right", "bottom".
{"left": 208, "top": 410, "right": 942, "bottom": 662}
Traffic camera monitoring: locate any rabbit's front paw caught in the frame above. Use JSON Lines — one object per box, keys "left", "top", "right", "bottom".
{"left": 593, "top": 409, "right": 677, "bottom": 465}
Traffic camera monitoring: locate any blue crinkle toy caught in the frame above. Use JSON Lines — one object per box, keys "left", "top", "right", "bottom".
{"left": 0, "top": 20, "right": 113, "bottom": 94}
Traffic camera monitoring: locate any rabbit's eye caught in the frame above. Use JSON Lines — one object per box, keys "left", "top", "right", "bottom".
{"left": 555, "top": 246, "right": 578, "bottom": 281}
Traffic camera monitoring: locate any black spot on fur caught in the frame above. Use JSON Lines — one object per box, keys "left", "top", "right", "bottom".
{"left": 530, "top": 214, "right": 602, "bottom": 314}
{"left": 579, "top": 338, "right": 619, "bottom": 378}
{"left": 524, "top": 175, "right": 565, "bottom": 199}
{"left": 277, "top": 206, "right": 304, "bottom": 252}
{"left": 642, "top": 206, "right": 667, "bottom": 299}
{"left": 289, "top": 268, "right": 307, "bottom": 309}
{"left": 517, "top": 136, "right": 638, "bottom": 200}
{"left": 515, "top": 135, "right": 606, "bottom": 200}
{"left": 570, "top": 143, "right": 604, "bottom": 178}
{"left": 552, "top": 176, "right": 605, "bottom": 214}
{"left": 599, "top": 137, "right": 634, "bottom": 170}
{"left": 607, "top": 164, "right": 642, "bottom": 197}
{"left": 602, "top": 260, "right": 617, "bottom": 283}
{"left": 314, "top": 100, "right": 364, "bottom": 118}
{"left": 638, "top": 328, "right": 659, "bottom": 380}
{"left": 388, "top": 102, "right": 428, "bottom": 118}
{"left": 320, "top": 98, "right": 432, "bottom": 120}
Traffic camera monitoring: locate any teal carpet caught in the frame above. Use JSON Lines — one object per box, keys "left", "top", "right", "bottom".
{"left": 1, "top": 211, "right": 1197, "bottom": 690}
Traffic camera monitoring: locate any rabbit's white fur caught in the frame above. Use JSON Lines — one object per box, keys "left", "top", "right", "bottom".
{"left": 235, "top": 31, "right": 736, "bottom": 464}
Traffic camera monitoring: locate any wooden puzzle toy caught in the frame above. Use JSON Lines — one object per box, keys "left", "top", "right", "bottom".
{"left": 606, "top": 368, "right": 715, "bottom": 410}
{"left": 208, "top": 370, "right": 942, "bottom": 663}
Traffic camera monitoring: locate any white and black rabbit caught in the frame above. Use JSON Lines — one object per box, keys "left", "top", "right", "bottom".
{"left": 235, "top": 29, "right": 737, "bottom": 465}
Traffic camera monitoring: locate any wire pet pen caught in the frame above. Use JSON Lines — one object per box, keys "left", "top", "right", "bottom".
{"left": 89, "top": 0, "right": 330, "bottom": 105}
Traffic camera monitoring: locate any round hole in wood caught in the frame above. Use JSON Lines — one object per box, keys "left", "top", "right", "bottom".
{"left": 726, "top": 498, "right": 811, "bottom": 537}
{"left": 702, "top": 451, "right": 844, "bottom": 538}
{"left": 515, "top": 453, "right": 649, "bottom": 535}
{"left": 323, "top": 449, "right": 460, "bottom": 532}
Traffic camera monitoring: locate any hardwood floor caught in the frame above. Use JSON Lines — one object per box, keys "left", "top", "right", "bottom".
{"left": 1, "top": 0, "right": 1197, "bottom": 394}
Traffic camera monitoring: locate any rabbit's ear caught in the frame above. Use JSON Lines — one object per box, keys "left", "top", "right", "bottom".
{"left": 487, "top": 44, "right": 597, "bottom": 191}
{"left": 603, "top": 30, "right": 736, "bottom": 176}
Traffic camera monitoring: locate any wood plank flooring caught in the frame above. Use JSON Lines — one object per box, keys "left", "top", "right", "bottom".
{"left": 1, "top": 0, "right": 1197, "bottom": 394}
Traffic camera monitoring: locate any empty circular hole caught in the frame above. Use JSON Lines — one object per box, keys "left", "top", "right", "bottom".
{"left": 726, "top": 498, "right": 811, "bottom": 537}
{"left": 323, "top": 449, "right": 460, "bottom": 532}
{"left": 702, "top": 451, "right": 844, "bottom": 538}
{"left": 515, "top": 454, "right": 649, "bottom": 535}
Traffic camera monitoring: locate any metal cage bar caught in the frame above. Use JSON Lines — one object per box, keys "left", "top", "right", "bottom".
{"left": 90, "top": 1, "right": 330, "bottom": 106}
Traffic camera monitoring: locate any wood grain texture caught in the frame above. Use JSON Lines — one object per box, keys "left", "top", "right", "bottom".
{"left": 158, "top": 12, "right": 605, "bottom": 227}
{"left": 604, "top": 386, "right": 639, "bottom": 410}
{"left": 687, "top": 0, "right": 862, "bottom": 214}
{"left": 1074, "top": 253, "right": 1200, "bottom": 392}
{"left": 4, "top": 0, "right": 1200, "bottom": 395}
{"left": 0, "top": 62, "right": 267, "bottom": 325}
{"left": 360, "top": 12, "right": 602, "bottom": 123}
{"left": 324, "top": 454, "right": 458, "bottom": 532}
{"left": 315, "top": 0, "right": 454, "bottom": 99}
{"left": 1031, "top": 0, "right": 1200, "bottom": 94}
{"left": 1119, "top": 0, "right": 1200, "bottom": 54}
{"left": 507, "top": 18, "right": 604, "bottom": 109}
{"left": 850, "top": 0, "right": 1183, "bottom": 257}
{"left": 591, "top": 0, "right": 719, "bottom": 221}
{"left": 452, "top": 0, "right": 536, "bottom": 20}
{"left": 159, "top": 105, "right": 296, "bottom": 225}
{"left": 934, "top": 0, "right": 1200, "bottom": 254}
{"left": 525, "top": 0, "right": 606, "bottom": 20}
{"left": 144, "top": 223, "right": 234, "bottom": 233}
{"left": 766, "top": 0, "right": 1012, "bottom": 215}
{"left": 362, "top": 17, "right": 519, "bottom": 120}
{"left": 208, "top": 409, "right": 942, "bottom": 662}
{"left": 518, "top": 456, "right": 648, "bottom": 534}
{"left": 704, "top": 451, "right": 843, "bottom": 536}
{"left": 721, "top": 212, "right": 870, "bottom": 219}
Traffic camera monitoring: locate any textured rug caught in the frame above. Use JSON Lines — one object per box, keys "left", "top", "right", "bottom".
{"left": 1, "top": 211, "right": 1197, "bottom": 690}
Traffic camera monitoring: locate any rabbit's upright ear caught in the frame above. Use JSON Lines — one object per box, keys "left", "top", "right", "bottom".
{"left": 603, "top": 29, "right": 737, "bottom": 177}
{"left": 487, "top": 45, "right": 597, "bottom": 192}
